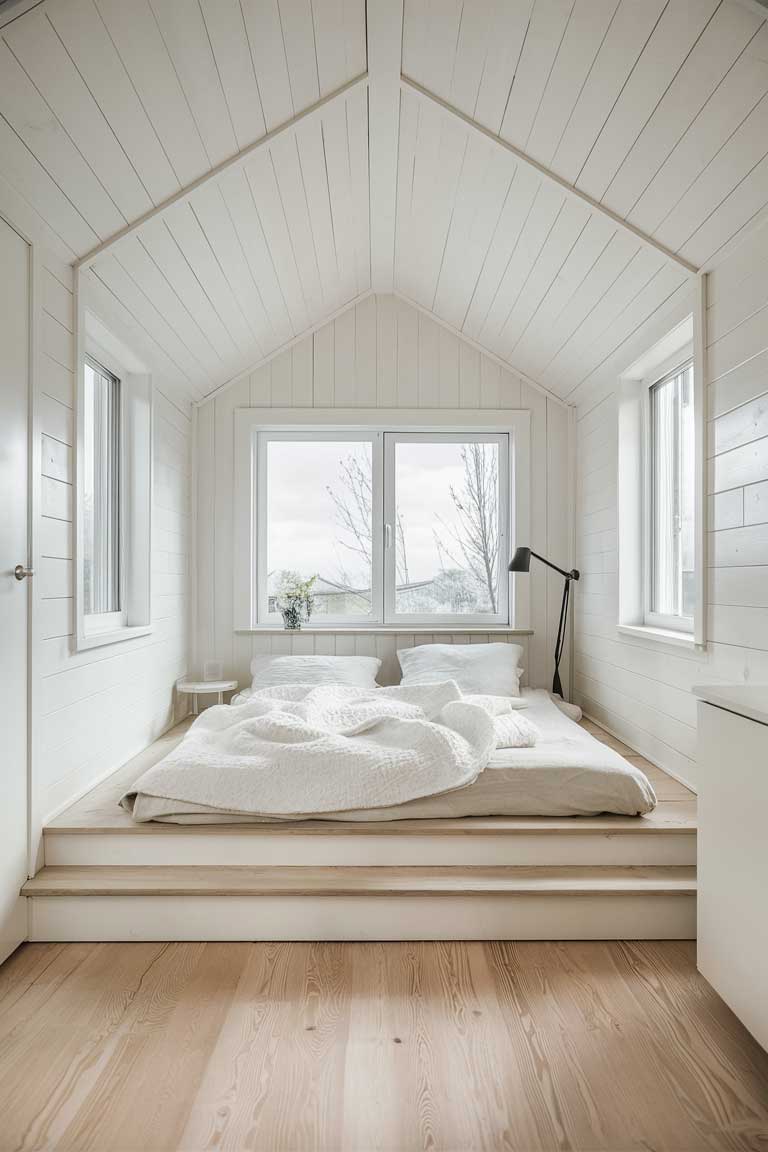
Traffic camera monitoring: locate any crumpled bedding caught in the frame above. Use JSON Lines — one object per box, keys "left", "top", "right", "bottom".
{"left": 121, "top": 681, "right": 539, "bottom": 822}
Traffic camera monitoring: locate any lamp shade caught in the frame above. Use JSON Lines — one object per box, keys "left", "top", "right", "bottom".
{"left": 508, "top": 546, "right": 531, "bottom": 573}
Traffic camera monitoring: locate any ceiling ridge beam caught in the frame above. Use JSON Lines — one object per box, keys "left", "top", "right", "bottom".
{"left": 75, "top": 72, "right": 369, "bottom": 273}
{"left": 400, "top": 74, "right": 699, "bottom": 279}
{"left": 194, "top": 289, "right": 375, "bottom": 407}
{"left": 392, "top": 290, "right": 571, "bottom": 410}
{"left": 367, "top": 0, "right": 404, "bottom": 292}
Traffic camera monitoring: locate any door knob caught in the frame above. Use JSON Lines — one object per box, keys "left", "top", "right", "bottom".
{"left": 14, "top": 565, "right": 34, "bottom": 580}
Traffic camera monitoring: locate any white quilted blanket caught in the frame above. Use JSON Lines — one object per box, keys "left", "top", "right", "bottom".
{"left": 121, "top": 682, "right": 538, "bottom": 821}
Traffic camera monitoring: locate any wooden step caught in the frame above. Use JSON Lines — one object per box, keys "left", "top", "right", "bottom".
{"left": 24, "top": 865, "right": 696, "bottom": 898}
{"left": 43, "top": 811, "right": 697, "bottom": 868}
{"left": 25, "top": 866, "right": 695, "bottom": 898}
{"left": 46, "top": 809, "right": 697, "bottom": 837}
{"left": 42, "top": 717, "right": 697, "bottom": 868}
{"left": 24, "top": 865, "right": 697, "bottom": 942}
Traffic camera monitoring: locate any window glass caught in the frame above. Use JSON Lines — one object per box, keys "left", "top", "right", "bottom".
{"left": 392, "top": 439, "right": 501, "bottom": 616}
{"left": 649, "top": 362, "right": 694, "bottom": 622}
{"left": 83, "top": 358, "right": 121, "bottom": 616}
{"left": 259, "top": 431, "right": 509, "bottom": 626}
{"left": 265, "top": 438, "right": 374, "bottom": 619}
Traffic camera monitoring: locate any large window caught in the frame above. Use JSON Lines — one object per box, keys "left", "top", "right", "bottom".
{"left": 256, "top": 430, "right": 510, "bottom": 625}
{"left": 647, "top": 361, "right": 694, "bottom": 630}
{"left": 82, "top": 356, "right": 123, "bottom": 628}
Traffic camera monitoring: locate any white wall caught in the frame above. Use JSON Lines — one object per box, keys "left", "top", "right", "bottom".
{"left": 32, "top": 246, "right": 191, "bottom": 854}
{"left": 195, "top": 293, "right": 571, "bottom": 690}
{"left": 574, "top": 220, "right": 768, "bottom": 790}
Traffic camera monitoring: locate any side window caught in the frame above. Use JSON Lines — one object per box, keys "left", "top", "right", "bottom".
{"left": 617, "top": 332, "right": 701, "bottom": 648}
{"left": 76, "top": 337, "right": 152, "bottom": 651}
{"left": 82, "top": 357, "right": 123, "bottom": 627}
{"left": 647, "top": 361, "right": 695, "bottom": 632}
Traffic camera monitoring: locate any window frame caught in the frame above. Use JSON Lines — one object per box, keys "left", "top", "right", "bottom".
{"left": 642, "top": 358, "right": 695, "bottom": 635}
{"left": 617, "top": 306, "right": 705, "bottom": 652}
{"left": 81, "top": 352, "right": 126, "bottom": 636}
{"left": 382, "top": 431, "right": 509, "bottom": 627}
{"left": 234, "top": 409, "right": 530, "bottom": 633}
{"left": 75, "top": 322, "right": 153, "bottom": 653}
{"left": 255, "top": 429, "right": 384, "bottom": 627}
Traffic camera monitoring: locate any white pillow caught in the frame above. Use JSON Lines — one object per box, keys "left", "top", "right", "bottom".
{"left": 249, "top": 654, "right": 381, "bottom": 690}
{"left": 397, "top": 643, "right": 524, "bottom": 697}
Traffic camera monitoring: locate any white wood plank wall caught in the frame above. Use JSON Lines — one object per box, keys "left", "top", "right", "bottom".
{"left": 195, "top": 293, "right": 569, "bottom": 690}
{"left": 35, "top": 250, "right": 191, "bottom": 841}
{"left": 573, "top": 219, "right": 768, "bottom": 790}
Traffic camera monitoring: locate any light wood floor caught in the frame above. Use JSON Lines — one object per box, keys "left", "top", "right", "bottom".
{"left": 1, "top": 940, "right": 766, "bottom": 1152}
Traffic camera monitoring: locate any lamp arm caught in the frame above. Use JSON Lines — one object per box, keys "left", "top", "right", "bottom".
{"left": 528, "top": 550, "right": 579, "bottom": 581}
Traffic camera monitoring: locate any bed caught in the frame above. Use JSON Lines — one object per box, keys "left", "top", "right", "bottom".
{"left": 122, "top": 689, "right": 655, "bottom": 824}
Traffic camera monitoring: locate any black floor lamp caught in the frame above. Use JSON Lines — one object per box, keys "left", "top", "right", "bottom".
{"left": 508, "top": 547, "right": 580, "bottom": 699}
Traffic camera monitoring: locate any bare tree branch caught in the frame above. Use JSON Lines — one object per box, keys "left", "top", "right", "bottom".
{"left": 328, "top": 443, "right": 495, "bottom": 608}
{"left": 327, "top": 453, "right": 372, "bottom": 574}
{"left": 436, "top": 443, "right": 498, "bottom": 612}
{"left": 328, "top": 448, "right": 409, "bottom": 585}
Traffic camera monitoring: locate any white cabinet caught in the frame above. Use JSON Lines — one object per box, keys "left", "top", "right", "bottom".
{"left": 694, "top": 688, "right": 768, "bottom": 1051}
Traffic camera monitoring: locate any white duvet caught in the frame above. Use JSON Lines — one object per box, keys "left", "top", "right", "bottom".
{"left": 121, "top": 682, "right": 538, "bottom": 822}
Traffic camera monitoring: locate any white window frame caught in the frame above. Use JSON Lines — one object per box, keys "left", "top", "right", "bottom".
{"left": 256, "top": 429, "right": 384, "bottom": 627}
{"left": 81, "top": 351, "right": 126, "bottom": 636}
{"left": 234, "top": 409, "right": 530, "bottom": 632}
{"left": 617, "top": 301, "right": 706, "bottom": 651}
{"left": 643, "top": 359, "right": 694, "bottom": 635}
{"left": 383, "top": 431, "right": 509, "bottom": 627}
{"left": 75, "top": 319, "right": 153, "bottom": 652}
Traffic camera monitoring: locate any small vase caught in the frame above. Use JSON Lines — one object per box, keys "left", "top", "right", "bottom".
{"left": 281, "top": 605, "right": 302, "bottom": 630}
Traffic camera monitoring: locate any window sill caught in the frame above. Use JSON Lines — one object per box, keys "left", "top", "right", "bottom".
{"left": 236, "top": 626, "right": 534, "bottom": 636}
{"left": 616, "top": 623, "right": 700, "bottom": 651}
{"left": 75, "top": 624, "right": 153, "bottom": 652}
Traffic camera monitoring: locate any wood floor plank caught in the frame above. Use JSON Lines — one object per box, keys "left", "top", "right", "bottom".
{"left": 0, "top": 942, "right": 766, "bottom": 1151}
{"left": 484, "top": 939, "right": 628, "bottom": 1149}
{"left": 0, "top": 942, "right": 169, "bottom": 1151}
{"left": 342, "top": 943, "right": 410, "bottom": 1151}
{"left": 178, "top": 941, "right": 352, "bottom": 1151}
{"left": 0, "top": 941, "right": 67, "bottom": 1010}
{"left": 423, "top": 941, "right": 537, "bottom": 1150}
{"left": 612, "top": 941, "right": 768, "bottom": 1150}
{"left": 58, "top": 942, "right": 249, "bottom": 1152}
{"left": 0, "top": 942, "right": 97, "bottom": 1046}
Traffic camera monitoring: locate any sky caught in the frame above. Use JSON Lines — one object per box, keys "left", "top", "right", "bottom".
{"left": 266, "top": 439, "right": 499, "bottom": 590}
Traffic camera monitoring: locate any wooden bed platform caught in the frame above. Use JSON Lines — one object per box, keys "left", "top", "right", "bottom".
{"left": 25, "top": 716, "right": 697, "bottom": 942}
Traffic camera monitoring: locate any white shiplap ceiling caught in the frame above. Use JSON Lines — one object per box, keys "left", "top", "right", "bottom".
{"left": 1, "top": 0, "right": 767, "bottom": 406}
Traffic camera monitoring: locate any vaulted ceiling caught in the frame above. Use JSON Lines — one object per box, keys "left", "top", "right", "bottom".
{"left": 1, "top": 0, "right": 767, "bottom": 407}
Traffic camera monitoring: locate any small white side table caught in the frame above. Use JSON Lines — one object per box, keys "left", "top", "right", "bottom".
{"left": 178, "top": 679, "right": 238, "bottom": 715}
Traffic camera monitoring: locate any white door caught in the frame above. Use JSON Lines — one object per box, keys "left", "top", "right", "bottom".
{"left": 0, "top": 215, "right": 30, "bottom": 963}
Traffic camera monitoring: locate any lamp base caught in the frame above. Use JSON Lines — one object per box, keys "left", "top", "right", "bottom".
{"left": 552, "top": 576, "right": 573, "bottom": 701}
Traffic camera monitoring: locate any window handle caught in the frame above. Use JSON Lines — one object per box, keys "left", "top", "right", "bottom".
{"left": 384, "top": 523, "right": 392, "bottom": 549}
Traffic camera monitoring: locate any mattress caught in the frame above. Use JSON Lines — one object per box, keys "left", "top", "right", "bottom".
{"left": 128, "top": 690, "right": 655, "bottom": 823}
